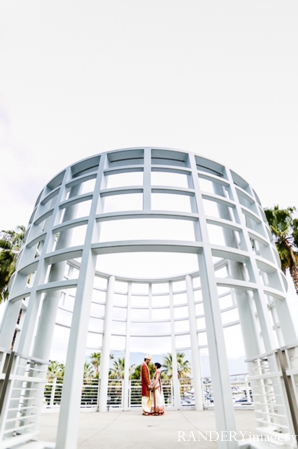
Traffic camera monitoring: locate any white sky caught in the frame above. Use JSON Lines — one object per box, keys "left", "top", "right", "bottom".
{"left": 0, "top": 1, "right": 298, "bottom": 360}
{"left": 0, "top": 1, "right": 298, "bottom": 231}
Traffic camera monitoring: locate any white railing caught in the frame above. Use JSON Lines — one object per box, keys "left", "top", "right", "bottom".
{"left": 161, "top": 379, "right": 173, "bottom": 407}
{"left": 246, "top": 347, "right": 298, "bottom": 444}
{"left": 129, "top": 379, "right": 173, "bottom": 409}
{"left": 107, "top": 379, "right": 123, "bottom": 409}
{"left": 0, "top": 350, "right": 48, "bottom": 447}
{"left": 179, "top": 378, "right": 195, "bottom": 407}
{"left": 3, "top": 346, "right": 298, "bottom": 448}
{"left": 129, "top": 380, "right": 141, "bottom": 408}
{"left": 42, "top": 373, "right": 253, "bottom": 411}
{"left": 44, "top": 378, "right": 123, "bottom": 410}
{"left": 179, "top": 374, "right": 252, "bottom": 408}
{"left": 44, "top": 377, "right": 99, "bottom": 409}
{"left": 201, "top": 373, "right": 252, "bottom": 407}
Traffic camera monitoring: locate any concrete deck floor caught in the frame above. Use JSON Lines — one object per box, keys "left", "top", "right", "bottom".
{"left": 38, "top": 408, "right": 257, "bottom": 449}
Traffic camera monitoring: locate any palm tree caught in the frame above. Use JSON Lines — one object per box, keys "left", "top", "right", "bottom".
{"left": 89, "top": 352, "right": 114, "bottom": 378}
{"left": 161, "top": 354, "right": 174, "bottom": 379}
{"left": 162, "top": 352, "right": 191, "bottom": 379}
{"left": 109, "top": 357, "right": 136, "bottom": 379}
{"left": 264, "top": 206, "right": 298, "bottom": 293}
{"left": 0, "top": 225, "right": 26, "bottom": 302}
{"left": 90, "top": 352, "right": 101, "bottom": 377}
{"left": 83, "top": 362, "right": 94, "bottom": 383}
{"left": 45, "top": 360, "right": 65, "bottom": 406}
{"left": 109, "top": 357, "right": 125, "bottom": 379}
{"left": 130, "top": 362, "right": 154, "bottom": 380}
{"left": 47, "top": 360, "right": 65, "bottom": 382}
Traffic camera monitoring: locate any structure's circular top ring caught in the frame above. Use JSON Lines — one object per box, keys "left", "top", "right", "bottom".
{"left": 13, "top": 146, "right": 285, "bottom": 292}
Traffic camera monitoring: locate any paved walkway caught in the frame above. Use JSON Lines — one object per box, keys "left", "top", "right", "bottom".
{"left": 38, "top": 409, "right": 256, "bottom": 449}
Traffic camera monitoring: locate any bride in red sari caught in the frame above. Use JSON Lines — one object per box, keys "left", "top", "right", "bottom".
{"left": 150, "top": 362, "right": 165, "bottom": 415}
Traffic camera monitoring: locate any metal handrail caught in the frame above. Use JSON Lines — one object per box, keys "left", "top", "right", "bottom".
{"left": 0, "top": 351, "right": 15, "bottom": 416}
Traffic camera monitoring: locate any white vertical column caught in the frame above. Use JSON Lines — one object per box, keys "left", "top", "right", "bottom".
{"left": 185, "top": 275, "right": 203, "bottom": 410}
{"left": 55, "top": 156, "right": 105, "bottom": 449}
{"left": 224, "top": 170, "right": 281, "bottom": 352}
{"left": 143, "top": 147, "right": 151, "bottom": 211}
{"left": 33, "top": 183, "right": 82, "bottom": 360}
{"left": 98, "top": 275, "right": 115, "bottom": 412}
{"left": 123, "top": 282, "right": 132, "bottom": 410}
{"left": 56, "top": 251, "right": 97, "bottom": 449}
{"left": 0, "top": 300, "right": 23, "bottom": 350}
{"left": 0, "top": 180, "right": 61, "bottom": 351}
{"left": 251, "top": 197, "right": 297, "bottom": 345}
{"left": 148, "top": 283, "right": 152, "bottom": 321}
{"left": 189, "top": 153, "right": 237, "bottom": 449}
{"left": 0, "top": 176, "right": 69, "bottom": 433}
{"left": 213, "top": 182, "right": 261, "bottom": 359}
{"left": 169, "top": 282, "right": 180, "bottom": 409}
{"left": 14, "top": 169, "right": 73, "bottom": 357}
{"left": 225, "top": 171, "right": 294, "bottom": 430}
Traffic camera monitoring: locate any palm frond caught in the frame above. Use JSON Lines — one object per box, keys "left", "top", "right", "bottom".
{"left": 265, "top": 206, "right": 298, "bottom": 292}
{"left": 0, "top": 226, "right": 26, "bottom": 302}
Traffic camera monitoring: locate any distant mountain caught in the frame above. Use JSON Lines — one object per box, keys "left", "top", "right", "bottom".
{"left": 108, "top": 351, "right": 164, "bottom": 368}
{"left": 200, "top": 354, "right": 247, "bottom": 377}
{"left": 107, "top": 351, "right": 248, "bottom": 377}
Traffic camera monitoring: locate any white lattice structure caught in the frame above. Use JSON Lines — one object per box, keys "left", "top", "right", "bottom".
{"left": 0, "top": 148, "right": 298, "bottom": 449}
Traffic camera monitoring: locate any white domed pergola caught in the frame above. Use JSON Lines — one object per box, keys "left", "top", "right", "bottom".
{"left": 0, "top": 148, "right": 298, "bottom": 449}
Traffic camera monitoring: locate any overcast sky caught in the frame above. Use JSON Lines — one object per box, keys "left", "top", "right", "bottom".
{"left": 1, "top": 2, "right": 298, "bottom": 359}
{"left": 0, "top": 1, "right": 298, "bottom": 231}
